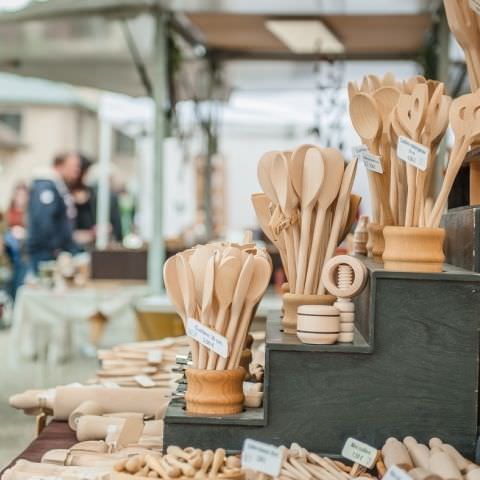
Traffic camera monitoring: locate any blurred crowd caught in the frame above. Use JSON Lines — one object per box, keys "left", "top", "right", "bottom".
{"left": 0, "top": 152, "right": 135, "bottom": 303}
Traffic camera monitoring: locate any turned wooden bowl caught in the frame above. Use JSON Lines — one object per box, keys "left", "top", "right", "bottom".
{"left": 383, "top": 226, "right": 445, "bottom": 273}
{"left": 185, "top": 367, "right": 245, "bottom": 416}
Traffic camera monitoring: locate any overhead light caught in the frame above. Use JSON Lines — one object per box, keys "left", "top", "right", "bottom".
{"left": 265, "top": 20, "right": 345, "bottom": 54}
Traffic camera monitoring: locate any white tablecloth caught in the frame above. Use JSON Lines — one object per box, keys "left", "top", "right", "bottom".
{"left": 12, "top": 281, "right": 147, "bottom": 363}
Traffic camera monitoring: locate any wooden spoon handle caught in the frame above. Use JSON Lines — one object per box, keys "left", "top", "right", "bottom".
{"left": 304, "top": 207, "right": 326, "bottom": 294}
{"left": 295, "top": 207, "right": 314, "bottom": 294}
{"left": 283, "top": 229, "right": 296, "bottom": 293}
{"left": 405, "top": 164, "right": 417, "bottom": 226}
{"left": 227, "top": 303, "right": 255, "bottom": 370}
{"left": 206, "top": 307, "right": 227, "bottom": 370}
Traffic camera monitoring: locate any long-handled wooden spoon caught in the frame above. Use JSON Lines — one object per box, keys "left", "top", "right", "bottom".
{"left": 198, "top": 254, "right": 215, "bottom": 369}
{"left": 295, "top": 147, "right": 325, "bottom": 294}
{"left": 303, "top": 148, "right": 344, "bottom": 294}
{"left": 318, "top": 157, "right": 358, "bottom": 294}
{"left": 216, "top": 254, "right": 255, "bottom": 370}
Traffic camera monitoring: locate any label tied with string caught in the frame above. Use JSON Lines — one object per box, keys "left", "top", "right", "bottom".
{"left": 187, "top": 317, "right": 228, "bottom": 358}
{"left": 353, "top": 145, "right": 383, "bottom": 174}
{"left": 397, "top": 136, "right": 429, "bottom": 171}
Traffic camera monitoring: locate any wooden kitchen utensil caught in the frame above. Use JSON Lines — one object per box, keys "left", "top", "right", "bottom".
{"left": 303, "top": 148, "right": 344, "bottom": 294}
{"left": 295, "top": 147, "right": 325, "bottom": 294}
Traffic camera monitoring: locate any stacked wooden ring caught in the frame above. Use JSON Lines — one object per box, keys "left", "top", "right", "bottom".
{"left": 296, "top": 305, "right": 340, "bottom": 345}
{"left": 321, "top": 255, "right": 368, "bottom": 343}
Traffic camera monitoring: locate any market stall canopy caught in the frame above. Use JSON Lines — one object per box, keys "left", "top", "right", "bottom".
{"left": 0, "top": 0, "right": 436, "bottom": 97}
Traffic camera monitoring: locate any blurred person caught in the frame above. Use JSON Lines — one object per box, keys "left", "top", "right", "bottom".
{"left": 27, "top": 153, "right": 80, "bottom": 274}
{"left": 4, "top": 183, "right": 29, "bottom": 298}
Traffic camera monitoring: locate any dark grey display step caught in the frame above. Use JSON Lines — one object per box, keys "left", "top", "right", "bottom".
{"left": 164, "top": 257, "right": 480, "bottom": 457}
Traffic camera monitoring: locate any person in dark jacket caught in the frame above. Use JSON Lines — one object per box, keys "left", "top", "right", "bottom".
{"left": 27, "top": 153, "right": 81, "bottom": 274}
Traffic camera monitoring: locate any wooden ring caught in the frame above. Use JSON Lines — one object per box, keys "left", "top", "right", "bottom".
{"left": 321, "top": 255, "right": 367, "bottom": 298}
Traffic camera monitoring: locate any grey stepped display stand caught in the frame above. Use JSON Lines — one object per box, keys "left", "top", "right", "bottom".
{"left": 164, "top": 257, "right": 480, "bottom": 457}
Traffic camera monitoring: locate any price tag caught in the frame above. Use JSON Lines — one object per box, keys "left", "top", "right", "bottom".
{"left": 352, "top": 145, "right": 368, "bottom": 159}
{"left": 134, "top": 375, "right": 156, "bottom": 388}
{"left": 383, "top": 465, "right": 413, "bottom": 480}
{"left": 397, "top": 136, "right": 429, "bottom": 171}
{"left": 341, "top": 437, "right": 378, "bottom": 468}
{"left": 353, "top": 145, "right": 383, "bottom": 173}
{"left": 147, "top": 350, "right": 163, "bottom": 363}
{"left": 186, "top": 318, "right": 228, "bottom": 358}
{"left": 470, "top": 0, "right": 480, "bottom": 14}
{"left": 241, "top": 439, "right": 284, "bottom": 477}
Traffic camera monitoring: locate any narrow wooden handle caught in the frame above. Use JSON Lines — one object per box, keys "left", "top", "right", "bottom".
{"left": 295, "top": 207, "right": 313, "bottom": 294}
{"left": 304, "top": 208, "right": 326, "bottom": 294}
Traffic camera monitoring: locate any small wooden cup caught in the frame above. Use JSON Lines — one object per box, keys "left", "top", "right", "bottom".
{"left": 282, "top": 293, "right": 335, "bottom": 334}
{"left": 383, "top": 226, "right": 445, "bottom": 273}
{"left": 185, "top": 367, "right": 245, "bottom": 416}
{"left": 297, "top": 305, "right": 340, "bottom": 345}
{"left": 367, "top": 223, "right": 385, "bottom": 261}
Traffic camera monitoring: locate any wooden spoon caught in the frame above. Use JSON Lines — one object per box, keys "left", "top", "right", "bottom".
{"left": 295, "top": 147, "right": 325, "bottom": 294}
{"left": 270, "top": 152, "right": 300, "bottom": 292}
{"left": 318, "top": 157, "right": 358, "bottom": 294}
{"left": 339, "top": 194, "right": 362, "bottom": 244}
{"left": 429, "top": 91, "right": 480, "bottom": 227}
{"left": 163, "top": 255, "right": 186, "bottom": 323}
{"left": 303, "top": 147, "right": 344, "bottom": 294}
{"left": 289, "top": 143, "right": 317, "bottom": 199}
{"left": 216, "top": 254, "right": 255, "bottom": 370}
{"left": 206, "top": 256, "right": 241, "bottom": 370}
{"left": 197, "top": 253, "right": 215, "bottom": 369}
{"left": 257, "top": 151, "right": 279, "bottom": 204}
{"left": 227, "top": 255, "right": 271, "bottom": 369}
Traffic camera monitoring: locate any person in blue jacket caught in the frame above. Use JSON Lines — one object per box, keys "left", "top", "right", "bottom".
{"left": 27, "top": 153, "right": 81, "bottom": 274}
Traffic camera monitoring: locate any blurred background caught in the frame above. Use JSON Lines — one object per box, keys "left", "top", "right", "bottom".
{"left": 0, "top": 0, "right": 470, "bottom": 464}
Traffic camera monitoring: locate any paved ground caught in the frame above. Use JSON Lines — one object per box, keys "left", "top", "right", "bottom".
{"left": 0, "top": 314, "right": 134, "bottom": 468}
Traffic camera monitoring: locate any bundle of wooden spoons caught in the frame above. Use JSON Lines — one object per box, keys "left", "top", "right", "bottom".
{"left": 113, "top": 447, "right": 243, "bottom": 480}
{"left": 381, "top": 436, "right": 480, "bottom": 480}
{"left": 254, "top": 145, "right": 359, "bottom": 296}
{"left": 163, "top": 235, "right": 272, "bottom": 371}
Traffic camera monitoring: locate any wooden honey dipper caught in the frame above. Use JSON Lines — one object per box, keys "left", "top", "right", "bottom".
{"left": 321, "top": 255, "right": 368, "bottom": 343}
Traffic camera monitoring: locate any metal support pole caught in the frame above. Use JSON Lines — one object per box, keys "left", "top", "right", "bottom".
{"left": 148, "top": 10, "right": 168, "bottom": 294}
{"left": 96, "top": 118, "right": 112, "bottom": 250}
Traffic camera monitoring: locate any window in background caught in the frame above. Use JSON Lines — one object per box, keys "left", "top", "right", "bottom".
{"left": 0, "top": 112, "right": 22, "bottom": 135}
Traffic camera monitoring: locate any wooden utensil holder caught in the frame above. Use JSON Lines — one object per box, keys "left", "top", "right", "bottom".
{"left": 383, "top": 226, "right": 445, "bottom": 272}
{"left": 282, "top": 293, "right": 335, "bottom": 334}
{"left": 185, "top": 368, "right": 245, "bottom": 416}
{"left": 297, "top": 305, "right": 340, "bottom": 345}
{"left": 367, "top": 223, "right": 384, "bottom": 260}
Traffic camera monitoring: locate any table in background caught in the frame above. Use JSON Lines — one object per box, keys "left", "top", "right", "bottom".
{"left": 12, "top": 280, "right": 147, "bottom": 363}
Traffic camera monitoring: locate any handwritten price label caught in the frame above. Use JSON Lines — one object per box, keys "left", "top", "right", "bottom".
{"left": 187, "top": 318, "right": 228, "bottom": 358}
{"left": 353, "top": 145, "right": 383, "bottom": 174}
{"left": 470, "top": 0, "right": 480, "bottom": 14}
{"left": 383, "top": 465, "right": 413, "bottom": 480}
{"left": 241, "top": 439, "right": 284, "bottom": 477}
{"left": 397, "top": 136, "right": 429, "bottom": 171}
{"left": 342, "top": 437, "right": 378, "bottom": 468}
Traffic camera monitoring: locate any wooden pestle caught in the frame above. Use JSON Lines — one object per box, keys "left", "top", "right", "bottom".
{"left": 409, "top": 468, "right": 443, "bottom": 480}
{"left": 382, "top": 437, "right": 413, "bottom": 471}
{"left": 403, "top": 437, "right": 430, "bottom": 469}
{"left": 429, "top": 438, "right": 473, "bottom": 473}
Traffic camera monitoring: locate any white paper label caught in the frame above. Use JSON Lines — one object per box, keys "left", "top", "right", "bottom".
{"left": 147, "top": 350, "right": 163, "bottom": 363}
{"left": 352, "top": 145, "right": 368, "bottom": 158}
{"left": 397, "top": 136, "right": 429, "bottom": 171}
{"left": 341, "top": 437, "right": 378, "bottom": 468}
{"left": 353, "top": 145, "right": 383, "bottom": 173}
{"left": 186, "top": 317, "right": 228, "bottom": 358}
{"left": 241, "top": 439, "right": 284, "bottom": 477}
{"left": 470, "top": 0, "right": 480, "bottom": 14}
{"left": 134, "top": 375, "right": 156, "bottom": 388}
{"left": 384, "top": 465, "right": 413, "bottom": 480}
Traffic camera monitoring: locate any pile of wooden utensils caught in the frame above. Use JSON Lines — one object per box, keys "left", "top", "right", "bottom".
{"left": 444, "top": 0, "right": 480, "bottom": 92}
{"left": 163, "top": 237, "right": 272, "bottom": 371}
{"left": 253, "top": 146, "right": 359, "bottom": 295}
{"left": 349, "top": 73, "right": 480, "bottom": 229}
{"left": 382, "top": 436, "right": 480, "bottom": 480}
{"left": 114, "top": 446, "right": 243, "bottom": 479}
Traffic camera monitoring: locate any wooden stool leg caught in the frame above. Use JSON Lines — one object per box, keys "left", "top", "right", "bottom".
{"left": 89, "top": 312, "right": 108, "bottom": 348}
{"left": 36, "top": 411, "right": 47, "bottom": 436}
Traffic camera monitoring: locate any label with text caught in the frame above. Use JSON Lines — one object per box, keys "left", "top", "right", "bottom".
{"left": 242, "top": 439, "right": 284, "bottom": 477}
{"left": 134, "top": 375, "right": 156, "bottom": 388}
{"left": 353, "top": 145, "right": 383, "bottom": 173}
{"left": 470, "top": 0, "right": 480, "bottom": 15}
{"left": 342, "top": 437, "right": 378, "bottom": 468}
{"left": 383, "top": 465, "right": 413, "bottom": 480}
{"left": 186, "top": 317, "right": 228, "bottom": 358}
{"left": 397, "top": 136, "right": 429, "bottom": 171}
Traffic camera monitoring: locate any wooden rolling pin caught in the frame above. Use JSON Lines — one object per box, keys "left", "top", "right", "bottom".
{"left": 382, "top": 437, "right": 414, "bottom": 471}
